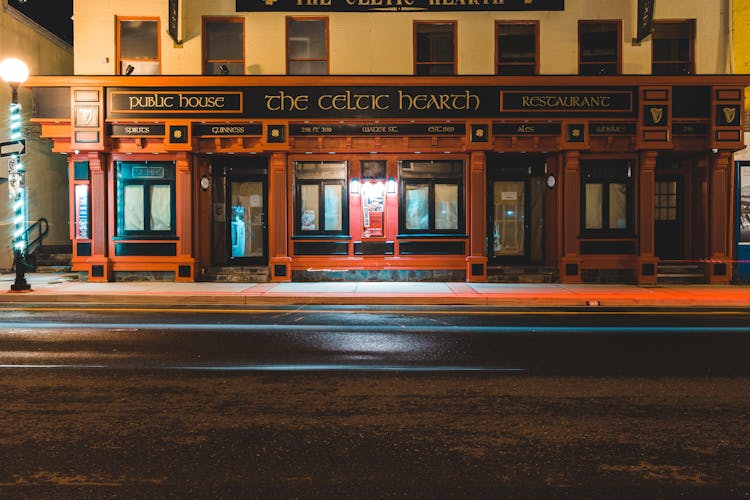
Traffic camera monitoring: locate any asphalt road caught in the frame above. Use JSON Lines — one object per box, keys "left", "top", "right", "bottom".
{"left": 0, "top": 305, "right": 749, "bottom": 497}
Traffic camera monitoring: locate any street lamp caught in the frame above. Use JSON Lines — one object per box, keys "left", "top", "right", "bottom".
{"left": 0, "top": 58, "right": 31, "bottom": 292}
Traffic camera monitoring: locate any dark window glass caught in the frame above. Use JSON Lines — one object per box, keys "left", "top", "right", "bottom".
{"left": 399, "top": 160, "right": 464, "bottom": 234}
{"left": 204, "top": 18, "right": 244, "bottom": 75}
{"left": 652, "top": 21, "right": 694, "bottom": 75}
{"left": 415, "top": 23, "right": 456, "bottom": 75}
{"left": 497, "top": 23, "right": 537, "bottom": 75}
{"left": 287, "top": 18, "right": 328, "bottom": 75}
{"left": 118, "top": 18, "right": 160, "bottom": 75}
{"left": 579, "top": 22, "right": 619, "bottom": 75}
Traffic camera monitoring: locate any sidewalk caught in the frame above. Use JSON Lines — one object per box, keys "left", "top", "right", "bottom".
{"left": 2, "top": 272, "right": 750, "bottom": 308}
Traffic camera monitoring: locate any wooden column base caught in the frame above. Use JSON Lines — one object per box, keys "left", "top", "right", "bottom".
{"left": 270, "top": 257, "right": 293, "bottom": 282}
{"left": 466, "top": 256, "right": 488, "bottom": 282}
{"left": 559, "top": 257, "right": 582, "bottom": 283}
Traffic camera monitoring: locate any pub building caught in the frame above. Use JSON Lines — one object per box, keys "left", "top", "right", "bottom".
{"left": 25, "top": 75, "right": 750, "bottom": 284}
{"left": 22, "top": 0, "right": 750, "bottom": 284}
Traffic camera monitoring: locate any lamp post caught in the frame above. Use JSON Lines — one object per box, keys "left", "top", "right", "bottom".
{"left": 0, "top": 58, "right": 31, "bottom": 292}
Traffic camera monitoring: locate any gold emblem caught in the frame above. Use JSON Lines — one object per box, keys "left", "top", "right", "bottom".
{"left": 264, "top": 0, "right": 277, "bottom": 5}
{"left": 723, "top": 107, "right": 736, "bottom": 124}
{"left": 173, "top": 129, "right": 183, "bottom": 139}
{"left": 271, "top": 128, "right": 280, "bottom": 138}
{"left": 475, "top": 128, "right": 484, "bottom": 138}
{"left": 650, "top": 107, "right": 664, "bottom": 124}
{"left": 571, "top": 128, "right": 581, "bottom": 137}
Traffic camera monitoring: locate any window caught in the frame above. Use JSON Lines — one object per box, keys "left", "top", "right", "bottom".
{"left": 287, "top": 17, "right": 328, "bottom": 75}
{"left": 294, "top": 162, "right": 348, "bottom": 235}
{"left": 655, "top": 181, "right": 678, "bottom": 221}
{"left": 496, "top": 22, "right": 538, "bottom": 75}
{"left": 652, "top": 21, "right": 695, "bottom": 75}
{"left": 579, "top": 21, "right": 620, "bottom": 75}
{"left": 117, "top": 17, "right": 160, "bottom": 75}
{"left": 203, "top": 17, "right": 245, "bottom": 75}
{"left": 116, "top": 162, "right": 176, "bottom": 238}
{"left": 414, "top": 22, "right": 456, "bottom": 76}
{"left": 581, "top": 162, "right": 633, "bottom": 235}
{"left": 399, "top": 160, "right": 464, "bottom": 234}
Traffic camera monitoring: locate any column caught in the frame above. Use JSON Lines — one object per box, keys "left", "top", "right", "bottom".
{"left": 466, "top": 151, "right": 487, "bottom": 282}
{"left": 560, "top": 151, "right": 581, "bottom": 283}
{"left": 87, "top": 152, "right": 110, "bottom": 281}
{"left": 638, "top": 150, "right": 658, "bottom": 283}
{"left": 269, "top": 152, "right": 291, "bottom": 281}
{"left": 707, "top": 151, "right": 732, "bottom": 283}
{"left": 175, "top": 152, "right": 195, "bottom": 281}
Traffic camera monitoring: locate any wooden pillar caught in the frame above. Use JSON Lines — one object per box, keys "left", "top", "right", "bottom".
{"left": 269, "top": 152, "right": 291, "bottom": 281}
{"left": 707, "top": 151, "right": 732, "bottom": 283}
{"left": 466, "top": 151, "right": 488, "bottom": 282}
{"left": 87, "top": 152, "right": 111, "bottom": 281}
{"left": 174, "top": 152, "right": 196, "bottom": 281}
{"left": 560, "top": 151, "right": 581, "bottom": 283}
{"left": 638, "top": 150, "right": 658, "bottom": 283}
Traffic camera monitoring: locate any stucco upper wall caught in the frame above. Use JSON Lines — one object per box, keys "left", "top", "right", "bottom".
{"left": 73, "top": 0, "right": 730, "bottom": 76}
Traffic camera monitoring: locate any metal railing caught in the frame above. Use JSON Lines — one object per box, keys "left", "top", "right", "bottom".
{"left": 12, "top": 217, "right": 48, "bottom": 271}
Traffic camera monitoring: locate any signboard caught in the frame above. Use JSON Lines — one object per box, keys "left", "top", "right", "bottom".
{"left": 168, "top": 0, "right": 181, "bottom": 44}
{"left": 193, "top": 123, "right": 263, "bottom": 136}
{"left": 107, "top": 87, "right": 637, "bottom": 120}
{"left": 0, "top": 139, "right": 26, "bottom": 157}
{"left": 290, "top": 123, "right": 465, "bottom": 136}
{"left": 493, "top": 123, "right": 561, "bottom": 135}
{"left": 635, "top": 0, "right": 655, "bottom": 42}
{"left": 589, "top": 123, "right": 636, "bottom": 135}
{"left": 236, "top": 0, "right": 564, "bottom": 12}
{"left": 110, "top": 124, "right": 165, "bottom": 137}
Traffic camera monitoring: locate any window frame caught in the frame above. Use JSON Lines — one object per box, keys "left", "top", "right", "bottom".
{"left": 398, "top": 160, "right": 465, "bottom": 236}
{"left": 293, "top": 161, "right": 349, "bottom": 237}
{"left": 580, "top": 161, "right": 634, "bottom": 237}
{"left": 286, "top": 16, "right": 329, "bottom": 75}
{"left": 116, "top": 16, "right": 161, "bottom": 75}
{"left": 115, "top": 161, "right": 177, "bottom": 239}
{"left": 495, "top": 21, "right": 539, "bottom": 76}
{"left": 414, "top": 21, "right": 457, "bottom": 76}
{"left": 202, "top": 16, "right": 245, "bottom": 76}
{"left": 578, "top": 20, "right": 621, "bottom": 75}
{"left": 651, "top": 20, "right": 695, "bottom": 75}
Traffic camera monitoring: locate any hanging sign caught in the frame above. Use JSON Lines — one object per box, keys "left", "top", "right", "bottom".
{"left": 635, "top": 0, "right": 655, "bottom": 42}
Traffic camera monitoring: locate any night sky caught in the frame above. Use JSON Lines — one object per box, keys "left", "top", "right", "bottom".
{"left": 8, "top": 0, "right": 73, "bottom": 45}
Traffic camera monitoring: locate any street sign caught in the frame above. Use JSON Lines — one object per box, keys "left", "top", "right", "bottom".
{"left": 0, "top": 139, "right": 26, "bottom": 157}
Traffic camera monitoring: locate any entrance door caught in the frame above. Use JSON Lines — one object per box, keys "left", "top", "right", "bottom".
{"left": 654, "top": 177, "right": 684, "bottom": 260}
{"left": 226, "top": 174, "right": 267, "bottom": 265}
{"left": 490, "top": 180, "right": 528, "bottom": 261}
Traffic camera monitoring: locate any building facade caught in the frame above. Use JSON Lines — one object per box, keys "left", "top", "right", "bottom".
{"left": 26, "top": 0, "right": 750, "bottom": 283}
{"left": 1, "top": 1, "right": 72, "bottom": 272}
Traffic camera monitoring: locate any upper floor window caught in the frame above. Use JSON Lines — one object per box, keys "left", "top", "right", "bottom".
{"left": 579, "top": 21, "right": 620, "bottom": 75}
{"left": 117, "top": 17, "right": 160, "bottom": 75}
{"left": 203, "top": 17, "right": 245, "bottom": 75}
{"left": 414, "top": 22, "right": 456, "bottom": 76}
{"left": 496, "top": 22, "right": 538, "bottom": 75}
{"left": 652, "top": 21, "right": 695, "bottom": 75}
{"left": 287, "top": 17, "right": 328, "bottom": 75}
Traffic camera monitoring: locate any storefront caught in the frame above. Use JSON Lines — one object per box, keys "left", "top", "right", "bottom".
{"left": 28, "top": 75, "right": 749, "bottom": 283}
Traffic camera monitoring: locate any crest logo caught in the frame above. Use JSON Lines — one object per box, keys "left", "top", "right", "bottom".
{"left": 649, "top": 107, "right": 663, "bottom": 124}
{"left": 723, "top": 107, "right": 736, "bottom": 125}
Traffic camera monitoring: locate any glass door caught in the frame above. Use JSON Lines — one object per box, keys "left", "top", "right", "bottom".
{"left": 227, "top": 176, "right": 267, "bottom": 264}
{"left": 491, "top": 181, "right": 527, "bottom": 258}
{"left": 654, "top": 177, "right": 684, "bottom": 260}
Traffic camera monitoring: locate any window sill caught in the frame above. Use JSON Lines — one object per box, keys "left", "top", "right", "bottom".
{"left": 397, "top": 233, "right": 468, "bottom": 239}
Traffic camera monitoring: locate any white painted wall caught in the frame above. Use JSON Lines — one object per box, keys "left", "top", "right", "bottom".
{"left": 73, "top": 0, "right": 731, "bottom": 76}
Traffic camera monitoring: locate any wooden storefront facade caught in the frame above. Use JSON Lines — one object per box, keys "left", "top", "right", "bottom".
{"left": 27, "top": 75, "right": 749, "bottom": 283}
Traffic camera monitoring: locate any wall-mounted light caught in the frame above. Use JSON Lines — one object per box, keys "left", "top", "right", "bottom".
{"left": 387, "top": 178, "right": 397, "bottom": 194}
{"left": 200, "top": 175, "right": 211, "bottom": 191}
{"left": 124, "top": 64, "right": 135, "bottom": 75}
{"left": 218, "top": 64, "right": 229, "bottom": 76}
{"left": 350, "top": 178, "right": 360, "bottom": 195}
